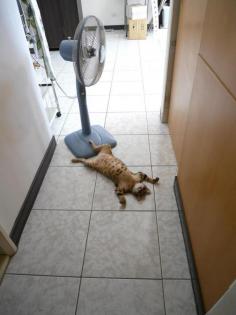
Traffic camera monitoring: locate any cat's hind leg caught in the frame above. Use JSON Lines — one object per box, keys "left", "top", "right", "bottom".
{"left": 71, "top": 158, "right": 86, "bottom": 164}
{"left": 71, "top": 158, "right": 97, "bottom": 169}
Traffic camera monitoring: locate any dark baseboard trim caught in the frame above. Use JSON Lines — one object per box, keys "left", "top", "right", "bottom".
{"left": 104, "top": 24, "right": 152, "bottom": 31}
{"left": 39, "top": 83, "right": 52, "bottom": 87}
{"left": 174, "top": 177, "right": 205, "bottom": 315}
{"left": 10, "top": 136, "right": 57, "bottom": 245}
{"left": 104, "top": 25, "right": 125, "bottom": 30}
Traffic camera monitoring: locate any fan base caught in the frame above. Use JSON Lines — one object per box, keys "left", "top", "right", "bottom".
{"left": 64, "top": 125, "right": 117, "bottom": 158}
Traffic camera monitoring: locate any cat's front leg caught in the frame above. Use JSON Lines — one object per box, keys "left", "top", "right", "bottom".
{"left": 136, "top": 172, "right": 159, "bottom": 184}
{"left": 115, "top": 187, "right": 126, "bottom": 208}
{"left": 88, "top": 140, "right": 97, "bottom": 150}
{"left": 88, "top": 140, "right": 104, "bottom": 153}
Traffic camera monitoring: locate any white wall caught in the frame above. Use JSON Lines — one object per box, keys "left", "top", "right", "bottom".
{"left": 81, "top": 0, "right": 151, "bottom": 26}
{"left": 0, "top": 1, "right": 51, "bottom": 235}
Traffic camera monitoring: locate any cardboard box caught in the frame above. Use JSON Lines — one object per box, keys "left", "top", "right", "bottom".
{"left": 128, "top": 19, "right": 147, "bottom": 40}
{"left": 126, "top": 5, "right": 147, "bottom": 20}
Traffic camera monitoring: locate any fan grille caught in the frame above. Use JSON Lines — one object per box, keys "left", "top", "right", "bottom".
{"left": 73, "top": 16, "right": 106, "bottom": 87}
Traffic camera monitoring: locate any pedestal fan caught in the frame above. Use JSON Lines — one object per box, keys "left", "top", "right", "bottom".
{"left": 59, "top": 16, "right": 117, "bottom": 158}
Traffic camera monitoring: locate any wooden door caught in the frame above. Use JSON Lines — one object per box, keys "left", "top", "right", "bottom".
{"left": 168, "top": 0, "right": 207, "bottom": 164}
{"left": 169, "top": 0, "right": 236, "bottom": 311}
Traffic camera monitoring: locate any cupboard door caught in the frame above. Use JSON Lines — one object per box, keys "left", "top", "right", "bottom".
{"left": 179, "top": 57, "right": 236, "bottom": 311}
{"left": 169, "top": 0, "right": 207, "bottom": 163}
{"left": 200, "top": 0, "right": 236, "bottom": 98}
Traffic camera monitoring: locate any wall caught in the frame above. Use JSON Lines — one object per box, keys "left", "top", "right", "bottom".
{"left": 0, "top": 1, "right": 51, "bottom": 235}
{"left": 81, "top": 0, "right": 151, "bottom": 26}
{"left": 169, "top": 0, "right": 236, "bottom": 311}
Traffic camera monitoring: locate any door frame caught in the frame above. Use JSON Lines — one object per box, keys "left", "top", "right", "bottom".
{"left": 160, "top": 0, "right": 180, "bottom": 122}
{"left": 76, "top": 0, "right": 83, "bottom": 20}
{"left": 0, "top": 225, "right": 17, "bottom": 256}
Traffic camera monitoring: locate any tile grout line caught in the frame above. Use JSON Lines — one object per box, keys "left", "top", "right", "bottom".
{"left": 5, "top": 272, "right": 191, "bottom": 281}
{"left": 74, "top": 171, "right": 98, "bottom": 315}
{"left": 49, "top": 164, "right": 177, "bottom": 168}
{"left": 74, "top": 40, "right": 123, "bottom": 314}
{"left": 138, "top": 40, "right": 167, "bottom": 315}
{"left": 32, "top": 208, "right": 179, "bottom": 212}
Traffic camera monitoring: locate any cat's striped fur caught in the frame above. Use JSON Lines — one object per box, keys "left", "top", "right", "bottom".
{"left": 72, "top": 140, "right": 159, "bottom": 208}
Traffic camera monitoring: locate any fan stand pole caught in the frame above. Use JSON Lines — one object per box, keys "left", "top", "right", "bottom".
{"left": 64, "top": 79, "right": 117, "bottom": 158}
{"left": 76, "top": 80, "right": 91, "bottom": 135}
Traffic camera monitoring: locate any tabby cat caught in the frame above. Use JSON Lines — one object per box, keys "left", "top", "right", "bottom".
{"left": 72, "top": 140, "right": 159, "bottom": 207}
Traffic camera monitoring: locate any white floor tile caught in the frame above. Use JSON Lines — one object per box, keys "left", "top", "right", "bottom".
{"left": 145, "top": 94, "right": 162, "bottom": 112}
{"left": 108, "top": 95, "right": 145, "bottom": 112}
{"left": 33, "top": 167, "right": 96, "bottom": 210}
{"left": 70, "top": 95, "right": 109, "bottom": 113}
{"left": 143, "top": 80, "right": 163, "bottom": 94}
{"left": 111, "top": 82, "right": 143, "bottom": 96}
{"left": 106, "top": 112, "right": 148, "bottom": 134}
{"left": 86, "top": 82, "right": 111, "bottom": 96}
{"left": 100, "top": 71, "right": 113, "bottom": 82}
{"left": 113, "top": 135, "right": 151, "bottom": 166}
{"left": 51, "top": 136, "right": 78, "bottom": 166}
{"left": 50, "top": 114, "right": 67, "bottom": 136}
{"left": 61, "top": 113, "right": 106, "bottom": 135}
{"left": 78, "top": 279, "right": 165, "bottom": 315}
{"left": 113, "top": 70, "right": 142, "bottom": 82}
{"left": 147, "top": 112, "right": 169, "bottom": 134}
{"left": 150, "top": 135, "right": 177, "bottom": 165}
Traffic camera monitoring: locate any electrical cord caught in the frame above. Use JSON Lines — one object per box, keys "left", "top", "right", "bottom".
{"left": 54, "top": 81, "right": 77, "bottom": 99}
{"left": 31, "top": 54, "right": 77, "bottom": 99}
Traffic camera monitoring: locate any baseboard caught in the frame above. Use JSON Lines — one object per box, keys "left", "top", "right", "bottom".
{"left": 104, "top": 25, "right": 125, "bottom": 30}
{"left": 174, "top": 177, "right": 206, "bottom": 315}
{"left": 104, "top": 24, "right": 152, "bottom": 31}
{"left": 10, "top": 136, "right": 56, "bottom": 245}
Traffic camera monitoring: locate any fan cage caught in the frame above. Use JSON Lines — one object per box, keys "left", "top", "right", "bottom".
{"left": 73, "top": 15, "right": 106, "bottom": 87}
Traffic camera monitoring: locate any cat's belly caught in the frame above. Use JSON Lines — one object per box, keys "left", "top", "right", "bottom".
{"left": 94, "top": 154, "right": 129, "bottom": 183}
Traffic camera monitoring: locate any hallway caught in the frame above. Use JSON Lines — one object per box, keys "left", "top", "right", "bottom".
{"left": 0, "top": 31, "right": 196, "bottom": 315}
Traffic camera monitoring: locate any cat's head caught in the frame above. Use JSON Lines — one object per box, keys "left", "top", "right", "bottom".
{"left": 132, "top": 183, "right": 151, "bottom": 200}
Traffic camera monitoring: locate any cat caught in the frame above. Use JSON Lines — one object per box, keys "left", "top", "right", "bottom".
{"left": 71, "top": 140, "right": 159, "bottom": 208}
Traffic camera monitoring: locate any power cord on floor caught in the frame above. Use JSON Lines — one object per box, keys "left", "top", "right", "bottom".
{"left": 31, "top": 54, "right": 77, "bottom": 99}
{"left": 54, "top": 81, "right": 77, "bottom": 99}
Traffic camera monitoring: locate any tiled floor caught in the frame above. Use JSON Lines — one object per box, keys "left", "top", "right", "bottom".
{"left": 0, "top": 31, "right": 197, "bottom": 315}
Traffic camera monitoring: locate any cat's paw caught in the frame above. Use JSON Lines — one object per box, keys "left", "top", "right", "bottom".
{"left": 154, "top": 177, "right": 160, "bottom": 184}
{"left": 120, "top": 202, "right": 126, "bottom": 210}
{"left": 119, "top": 197, "right": 126, "bottom": 209}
